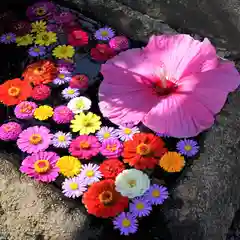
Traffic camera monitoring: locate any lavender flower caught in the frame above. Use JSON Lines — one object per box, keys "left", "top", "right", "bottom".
{"left": 129, "top": 197, "right": 152, "bottom": 217}
{"left": 96, "top": 126, "right": 118, "bottom": 142}
{"left": 53, "top": 69, "right": 72, "bottom": 85}
{"left": 52, "top": 131, "right": 72, "bottom": 148}
{"left": 94, "top": 27, "right": 115, "bottom": 41}
{"left": 28, "top": 45, "right": 46, "bottom": 57}
{"left": 144, "top": 184, "right": 168, "bottom": 206}
{"left": 176, "top": 139, "right": 199, "bottom": 157}
{"left": 79, "top": 163, "right": 102, "bottom": 185}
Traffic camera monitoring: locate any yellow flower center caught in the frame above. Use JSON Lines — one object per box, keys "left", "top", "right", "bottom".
{"left": 80, "top": 141, "right": 90, "bottom": 149}
{"left": 101, "top": 30, "right": 109, "bottom": 37}
{"left": 20, "top": 104, "right": 33, "bottom": 113}
{"left": 69, "top": 182, "right": 78, "bottom": 190}
{"left": 136, "top": 202, "right": 144, "bottom": 210}
{"left": 86, "top": 170, "right": 94, "bottom": 177}
{"left": 34, "top": 48, "right": 40, "bottom": 52}
{"left": 184, "top": 145, "right": 192, "bottom": 151}
{"left": 76, "top": 100, "right": 85, "bottom": 109}
{"left": 6, "top": 35, "right": 12, "bottom": 40}
{"left": 136, "top": 143, "right": 151, "bottom": 156}
{"left": 8, "top": 86, "right": 20, "bottom": 97}
{"left": 58, "top": 74, "right": 65, "bottom": 79}
{"left": 122, "top": 219, "right": 131, "bottom": 227}
{"left": 34, "top": 159, "right": 50, "bottom": 173}
{"left": 29, "top": 134, "right": 42, "bottom": 144}
{"left": 35, "top": 7, "right": 46, "bottom": 16}
{"left": 58, "top": 135, "right": 66, "bottom": 142}
{"left": 152, "top": 189, "right": 160, "bottom": 197}
{"left": 67, "top": 89, "right": 75, "bottom": 95}
{"left": 3, "top": 125, "right": 13, "bottom": 132}
{"left": 128, "top": 179, "right": 136, "bottom": 188}
{"left": 42, "top": 34, "right": 49, "bottom": 41}
{"left": 60, "top": 47, "right": 68, "bottom": 54}
{"left": 106, "top": 144, "right": 117, "bottom": 152}
{"left": 124, "top": 128, "right": 132, "bottom": 135}
{"left": 103, "top": 132, "right": 110, "bottom": 139}
{"left": 99, "top": 190, "right": 113, "bottom": 205}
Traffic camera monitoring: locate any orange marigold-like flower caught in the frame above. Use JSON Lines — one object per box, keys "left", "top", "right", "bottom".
{"left": 122, "top": 133, "right": 167, "bottom": 170}
{"left": 82, "top": 179, "right": 128, "bottom": 218}
{"left": 0, "top": 78, "right": 32, "bottom": 106}
{"left": 22, "top": 60, "right": 57, "bottom": 85}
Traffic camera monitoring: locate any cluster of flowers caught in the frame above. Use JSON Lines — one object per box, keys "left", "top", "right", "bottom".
{"left": 0, "top": 1, "right": 201, "bottom": 236}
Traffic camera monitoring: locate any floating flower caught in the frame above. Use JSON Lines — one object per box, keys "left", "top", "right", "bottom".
{"left": 69, "top": 74, "right": 89, "bottom": 89}
{"left": 115, "top": 125, "right": 140, "bottom": 142}
{"left": 0, "top": 78, "right": 32, "bottom": 106}
{"left": 31, "top": 20, "right": 47, "bottom": 33}
{"left": 82, "top": 179, "right": 129, "bottom": 218}
{"left": 96, "top": 126, "right": 118, "bottom": 142}
{"left": 115, "top": 169, "right": 150, "bottom": 199}
{"left": 70, "top": 112, "right": 101, "bottom": 135}
{"left": 144, "top": 184, "right": 168, "bottom": 205}
{"left": 69, "top": 135, "right": 100, "bottom": 159}
{"left": 67, "top": 96, "right": 92, "bottom": 114}
{"left": 32, "top": 84, "right": 51, "bottom": 101}
{"left": 68, "top": 29, "right": 89, "bottom": 47}
{"left": 176, "top": 139, "right": 199, "bottom": 157}
{"left": 53, "top": 69, "right": 72, "bottom": 85}
{"left": 62, "top": 87, "right": 80, "bottom": 100}
{"left": 52, "top": 131, "right": 72, "bottom": 148}
{"left": 99, "top": 159, "right": 125, "bottom": 180}
{"left": 94, "top": 27, "right": 115, "bottom": 41}
{"left": 109, "top": 36, "right": 129, "bottom": 52}
{"left": 62, "top": 176, "right": 87, "bottom": 198}
{"left": 20, "top": 151, "right": 59, "bottom": 182}
{"left": 57, "top": 59, "right": 75, "bottom": 72}
{"left": 100, "top": 138, "right": 123, "bottom": 158}
{"left": 0, "top": 33, "right": 16, "bottom": 44}
{"left": 159, "top": 151, "right": 185, "bottom": 172}
{"left": 14, "top": 101, "right": 37, "bottom": 119}
{"left": 53, "top": 105, "right": 74, "bottom": 124}
{"left": 113, "top": 212, "right": 138, "bottom": 236}
{"left": 0, "top": 122, "right": 22, "bottom": 141}
{"left": 34, "top": 105, "right": 53, "bottom": 121}
{"left": 156, "top": 132, "right": 170, "bottom": 138}
{"left": 10, "top": 20, "right": 31, "bottom": 36}
{"left": 28, "top": 46, "right": 46, "bottom": 57}
{"left": 52, "top": 45, "right": 75, "bottom": 59}
{"left": 17, "top": 126, "right": 52, "bottom": 154}
{"left": 99, "top": 34, "right": 240, "bottom": 137}
{"left": 54, "top": 11, "right": 76, "bottom": 24}
{"left": 123, "top": 133, "right": 167, "bottom": 170}
{"left": 57, "top": 156, "right": 81, "bottom": 177}
{"left": 91, "top": 44, "right": 116, "bottom": 61}
{"left": 79, "top": 163, "right": 102, "bottom": 185}
{"left": 35, "top": 31, "right": 57, "bottom": 46}
{"left": 23, "top": 60, "right": 58, "bottom": 85}
{"left": 16, "top": 34, "right": 33, "bottom": 46}
{"left": 47, "top": 23, "right": 59, "bottom": 32}
{"left": 129, "top": 197, "right": 152, "bottom": 217}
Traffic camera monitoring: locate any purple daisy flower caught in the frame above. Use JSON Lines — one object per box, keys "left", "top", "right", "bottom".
{"left": 176, "top": 139, "right": 199, "bottom": 157}
{"left": 129, "top": 197, "right": 152, "bottom": 217}
{"left": 113, "top": 212, "right": 138, "bottom": 236}
{"left": 53, "top": 69, "right": 72, "bottom": 85}
{"left": 14, "top": 101, "right": 37, "bottom": 120}
{"left": 144, "top": 184, "right": 168, "bottom": 206}
{"left": 156, "top": 132, "right": 170, "bottom": 138}
{"left": 0, "top": 33, "right": 16, "bottom": 44}
{"left": 79, "top": 163, "right": 102, "bottom": 185}
{"left": 96, "top": 126, "right": 118, "bottom": 142}
{"left": 0, "top": 122, "right": 22, "bottom": 141}
{"left": 62, "top": 176, "right": 87, "bottom": 199}
{"left": 28, "top": 45, "right": 46, "bottom": 57}
{"left": 53, "top": 105, "right": 74, "bottom": 124}
{"left": 100, "top": 138, "right": 123, "bottom": 158}
{"left": 57, "top": 59, "right": 75, "bottom": 72}
{"left": 52, "top": 131, "right": 72, "bottom": 148}
{"left": 94, "top": 27, "right": 115, "bottom": 41}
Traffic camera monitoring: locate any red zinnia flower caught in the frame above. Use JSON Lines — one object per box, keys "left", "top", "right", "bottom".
{"left": 123, "top": 133, "right": 167, "bottom": 170}
{"left": 32, "top": 84, "right": 51, "bottom": 101}
{"left": 82, "top": 179, "right": 128, "bottom": 218}
{"left": 70, "top": 74, "right": 89, "bottom": 89}
{"left": 68, "top": 29, "right": 89, "bottom": 47}
{"left": 90, "top": 44, "right": 116, "bottom": 61}
{"left": 99, "top": 159, "right": 125, "bottom": 180}
{"left": 0, "top": 78, "right": 32, "bottom": 106}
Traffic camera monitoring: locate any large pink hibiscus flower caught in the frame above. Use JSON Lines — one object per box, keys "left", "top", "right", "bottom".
{"left": 98, "top": 34, "right": 240, "bottom": 137}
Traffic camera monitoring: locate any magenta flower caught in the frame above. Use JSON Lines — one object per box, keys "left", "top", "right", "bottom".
{"left": 53, "top": 106, "right": 74, "bottom": 124}
{"left": 99, "top": 34, "right": 240, "bottom": 137}
{"left": 54, "top": 11, "right": 76, "bottom": 24}
{"left": 109, "top": 36, "right": 129, "bottom": 52}
{"left": 14, "top": 101, "right": 37, "bottom": 120}
{"left": 20, "top": 151, "right": 59, "bottom": 182}
{"left": 0, "top": 122, "right": 22, "bottom": 141}
{"left": 17, "top": 126, "right": 52, "bottom": 154}
{"left": 100, "top": 138, "right": 123, "bottom": 158}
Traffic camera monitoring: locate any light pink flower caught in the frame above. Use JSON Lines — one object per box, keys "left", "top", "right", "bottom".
{"left": 98, "top": 34, "right": 240, "bottom": 137}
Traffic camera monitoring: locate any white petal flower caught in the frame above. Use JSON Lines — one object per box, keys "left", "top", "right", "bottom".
{"left": 62, "top": 87, "right": 80, "bottom": 100}
{"left": 115, "top": 169, "right": 150, "bottom": 198}
{"left": 67, "top": 96, "right": 91, "bottom": 114}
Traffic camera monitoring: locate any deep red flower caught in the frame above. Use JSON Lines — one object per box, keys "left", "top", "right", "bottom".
{"left": 99, "top": 159, "right": 125, "bottom": 180}
{"left": 70, "top": 74, "right": 89, "bottom": 89}
{"left": 82, "top": 179, "right": 128, "bottom": 218}
{"left": 32, "top": 84, "right": 51, "bottom": 101}
{"left": 90, "top": 44, "right": 116, "bottom": 61}
{"left": 68, "top": 29, "right": 89, "bottom": 47}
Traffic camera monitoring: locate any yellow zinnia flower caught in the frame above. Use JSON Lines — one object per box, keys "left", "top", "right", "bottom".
{"left": 34, "top": 105, "right": 53, "bottom": 121}
{"left": 35, "top": 31, "right": 57, "bottom": 46}
{"left": 57, "top": 156, "right": 82, "bottom": 177}
{"left": 52, "top": 45, "right": 75, "bottom": 59}
{"left": 159, "top": 151, "right": 185, "bottom": 173}
{"left": 16, "top": 34, "right": 33, "bottom": 46}
{"left": 70, "top": 112, "right": 102, "bottom": 135}
{"left": 31, "top": 20, "right": 47, "bottom": 33}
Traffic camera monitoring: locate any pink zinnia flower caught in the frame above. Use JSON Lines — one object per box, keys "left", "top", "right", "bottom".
{"left": 100, "top": 138, "right": 123, "bottom": 158}
{"left": 69, "top": 135, "right": 101, "bottom": 160}
{"left": 99, "top": 34, "right": 240, "bottom": 137}
{"left": 0, "top": 122, "right": 22, "bottom": 141}
{"left": 17, "top": 126, "right": 52, "bottom": 154}
{"left": 53, "top": 105, "right": 74, "bottom": 124}
{"left": 20, "top": 151, "right": 59, "bottom": 182}
{"left": 14, "top": 101, "right": 37, "bottom": 119}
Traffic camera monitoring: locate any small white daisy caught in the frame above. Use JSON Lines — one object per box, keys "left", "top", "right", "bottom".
{"left": 96, "top": 126, "right": 118, "bottom": 142}
{"left": 62, "top": 87, "right": 80, "bottom": 100}
{"left": 79, "top": 163, "right": 102, "bottom": 185}
{"left": 53, "top": 70, "right": 72, "bottom": 85}
{"left": 67, "top": 96, "right": 91, "bottom": 114}
{"left": 52, "top": 131, "right": 72, "bottom": 148}
{"left": 116, "top": 126, "right": 140, "bottom": 141}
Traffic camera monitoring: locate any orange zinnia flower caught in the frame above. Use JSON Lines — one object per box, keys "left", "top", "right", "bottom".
{"left": 122, "top": 133, "right": 167, "bottom": 170}
{"left": 22, "top": 60, "right": 57, "bottom": 85}
{"left": 0, "top": 78, "right": 32, "bottom": 106}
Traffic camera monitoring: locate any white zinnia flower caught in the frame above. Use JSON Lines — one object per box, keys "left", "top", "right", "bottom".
{"left": 67, "top": 96, "right": 91, "bottom": 114}
{"left": 115, "top": 169, "right": 150, "bottom": 198}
